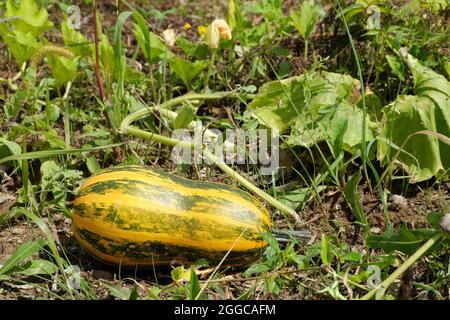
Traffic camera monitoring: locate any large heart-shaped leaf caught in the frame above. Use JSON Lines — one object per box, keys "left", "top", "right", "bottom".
{"left": 377, "top": 53, "right": 450, "bottom": 182}
{"left": 248, "top": 71, "right": 374, "bottom": 152}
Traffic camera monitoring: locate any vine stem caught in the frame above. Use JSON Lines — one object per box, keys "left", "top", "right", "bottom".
{"left": 119, "top": 92, "right": 302, "bottom": 224}
{"left": 304, "top": 39, "right": 308, "bottom": 60}
{"left": 203, "top": 148, "right": 301, "bottom": 224}
{"left": 360, "top": 233, "right": 442, "bottom": 300}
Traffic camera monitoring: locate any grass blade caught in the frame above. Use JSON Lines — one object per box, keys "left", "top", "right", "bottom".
{"left": 0, "top": 143, "right": 123, "bottom": 165}
{"left": 344, "top": 170, "right": 368, "bottom": 229}
{"left": 0, "top": 239, "right": 46, "bottom": 276}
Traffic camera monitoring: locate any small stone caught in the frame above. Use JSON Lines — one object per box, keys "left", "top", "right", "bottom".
{"left": 92, "top": 269, "right": 114, "bottom": 280}
{"left": 10, "top": 227, "right": 24, "bottom": 235}
{"left": 440, "top": 214, "right": 450, "bottom": 233}
{"left": 370, "top": 227, "right": 381, "bottom": 234}
{"left": 391, "top": 194, "right": 408, "bottom": 209}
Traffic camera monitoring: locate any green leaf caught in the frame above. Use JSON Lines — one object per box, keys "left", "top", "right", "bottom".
{"left": 86, "top": 156, "right": 101, "bottom": 174}
{"left": 133, "top": 14, "right": 172, "bottom": 65}
{"left": 61, "top": 19, "right": 92, "bottom": 57}
{"left": 339, "top": 3, "right": 366, "bottom": 21}
{"left": 367, "top": 225, "right": 441, "bottom": 255}
{"left": 244, "top": 263, "right": 270, "bottom": 276}
{"left": 188, "top": 268, "right": 201, "bottom": 300}
{"left": 40, "top": 160, "right": 61, "bottom": 178}
{"left": 249, "top": 72, "right": 358, "bottom": 132}
{"left": 279, "top": 186, "right": 325, "bottom": 210}
{"left": 378, "top": 53, "right": 450, "bottom": 182}
{"left": 444, "top": 61, "right": 450, "bottom": 79}
{"left": 129, "top": 284, "right": 139, "bottom": 300}
{"left": 171, "top": 266, "right": 189, "bottom": 283}
{"left": 341, "top": 252, "right": 363, "bottom": 262}
{"left": 320, "top": 234, "right": 332, "bottom": 266}
{"left": 17, "top": 259, "right": 58, "bottom": 276}
{"left": 0, "top": 239, "right": 46, "bottom": 275}
{"left": 98, "top": 33, "right": 116, "bottom": 78}
{"left": 290, "top": 1, "right": 319, "bottom": 40}
{"left": 47, "top": 55, "right": 77, "bottom": 86}
{"left": 249, "top": 72, "right": 374, "bottom": 153}
{"left": 0, "top": 138, "right": 22, "bottom": 161}
{"left": 5, "top": 0, "right": 53, "bottom": 35}
{"left": 113, "top": 11, "right": 134, "bottom": 82}
{"left": 0, "top": 24, "right": 41, "bottom": 64}
{"left": 176, "top": 36, "right": 209, "bottom": 59}
{"left": 174, "top": 104, "right": 196, "bottom": 129}
{"left": 169, "top": 57, "right": 208, "bottom": 89}
{"left": 105, "top": 284, "right": 131, "bottom": 300}
{"left": 265, "top": 274, "right": 281, "bottom": 296}
{"left": 386, "top": 54, "right": 405, "bottom": 81}
{"left": 427, "top": 212, "right": 446, "bottom": 231}
{"left": 344, "top": 171, "right": 368, "bottom": 227}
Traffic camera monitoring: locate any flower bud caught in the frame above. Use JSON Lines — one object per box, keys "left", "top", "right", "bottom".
{"left": 162, "top": 28, "right": 176, "bottom": 47}
{"left": 206, "top": 23, "right": 220, "bottom": 49}
{"left": 205, "top": 19, "right": 232, "bottom": 49}
{"left": 214, "top": 19, "right": 232, "bottom": 40}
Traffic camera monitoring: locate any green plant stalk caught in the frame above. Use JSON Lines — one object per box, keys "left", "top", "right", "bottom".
{"left": 0, "top": 143, "right": 124, "bottom": 165}
{"left": 21, "top": 159, "right": 28, "bottom": 208}
{"left": 149, "top": 64, "right": 157, "bottom": 102}
{"left": 123, "top": 126, "right": 188, "bottom": 148}
{"left": 92, "top": 0, "right": 107, "bottom": 103}
{"left": 360, "top": 233, "right": 442, "bottom": 300}
{"left": 304, "top": 39, "right": 308, "bottom": 60}
{"left": 204, "top": 50, "right": 217, "bottom": 92}
{"left": 134, "top": 106, "right": 236, "bottom": 152}
{"left": 337, "top": 0, "right": 371, "bottom": 192}
{"left": 63, "top": 81, "right": 72, "bottom": 149}
{"left": 120, "top": 92, "right": 302, "bottom": 223}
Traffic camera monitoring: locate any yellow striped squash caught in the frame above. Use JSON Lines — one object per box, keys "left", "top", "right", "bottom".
{"left": 72, "top": 165, "right": 271, "bottom": 267}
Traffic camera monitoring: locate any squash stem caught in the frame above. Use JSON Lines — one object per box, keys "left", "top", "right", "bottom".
{"left": 203, "top": 148, "right": 302, "bottom": 224}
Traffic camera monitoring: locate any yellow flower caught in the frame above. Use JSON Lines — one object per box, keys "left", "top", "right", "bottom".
{"left": 213, "top": 19, "right": 232, "bottom": 41}
{"left": 205, "top": 19, "right": 232, "bottom": 49}
{"left": 198, "top": 25, "right": 207, "bottom": 35}
{"left": 184, "top": 22, "right": 191, "bottom": 30}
